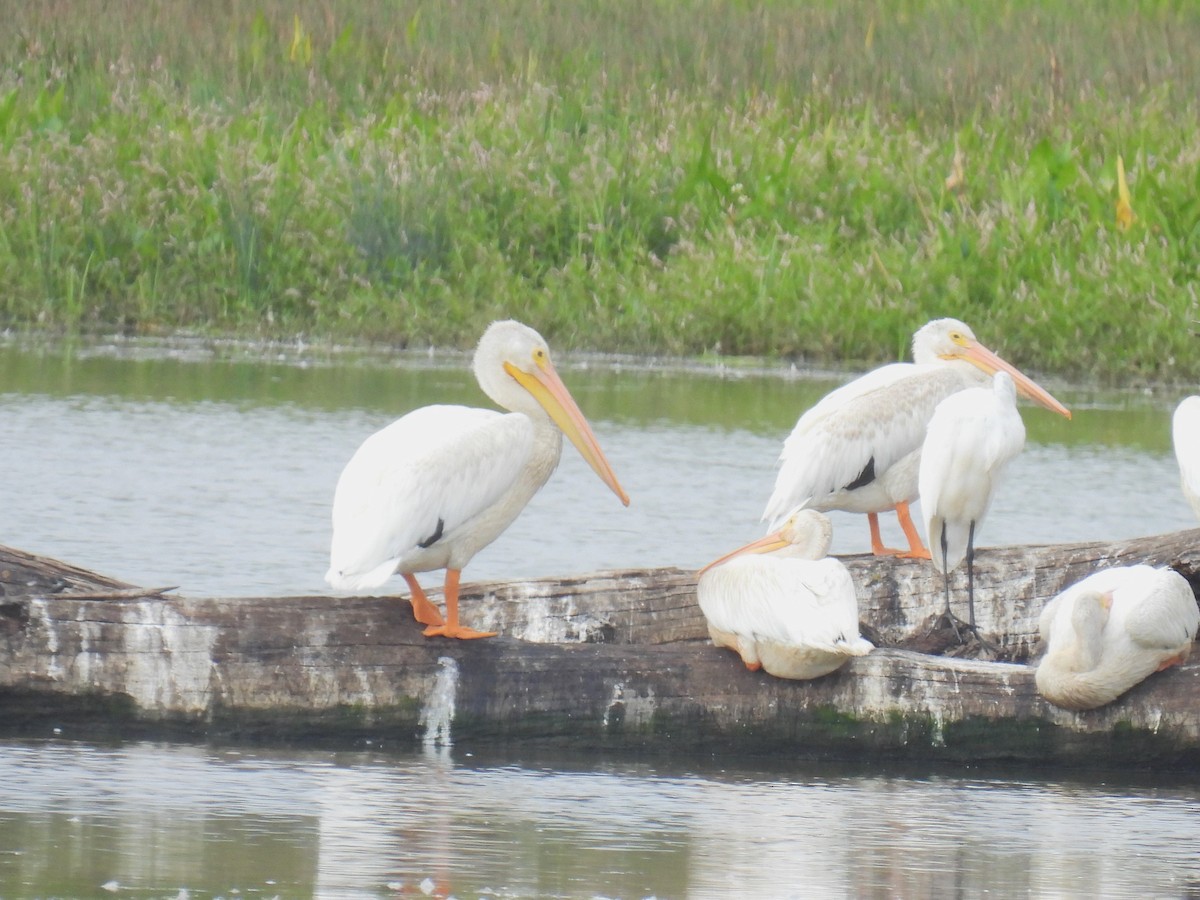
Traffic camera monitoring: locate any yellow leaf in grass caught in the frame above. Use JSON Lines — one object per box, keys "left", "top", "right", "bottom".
{"left": 1116, "top": 155, "right": 1135, "bottom": 231}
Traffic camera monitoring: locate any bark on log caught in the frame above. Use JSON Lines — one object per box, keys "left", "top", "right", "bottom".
{"left": 0, "top": 532, "right": 1198, "bottom": 767}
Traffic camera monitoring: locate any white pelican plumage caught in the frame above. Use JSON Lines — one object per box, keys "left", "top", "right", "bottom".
{"left": 1171, "top": 395, "right": 1200, "bottom": 520}
{"left": 762, "top": 318, "right": 1071, "bottom": 557}
{"left": 919, "top": 371, "right": 1025, "bottom": 635}
{"left": 326, "top": 320, "right": 630, "bottom": 639}
{"left": 1035, "top": 565, "right": 1199, "bottom": 710}
{"left": 696, "top": 509, "right": 873, "bottom": 679}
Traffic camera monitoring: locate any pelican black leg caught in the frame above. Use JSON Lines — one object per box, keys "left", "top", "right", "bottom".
{"left": 939, "top": 522, "right": 965, "bottom": 643}
{"left": 962, "top": 521, "right": 998, "bottom": 652}
{"left": 966, "top": 519, "right": 976, "bottom": 630}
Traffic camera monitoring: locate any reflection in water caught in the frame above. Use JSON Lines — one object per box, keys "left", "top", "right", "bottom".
{"left": 0, "top": 742, "right": 320, "bottom": 897}
{"left": 0, "top": 741, "right": 1198, "bottom": 898}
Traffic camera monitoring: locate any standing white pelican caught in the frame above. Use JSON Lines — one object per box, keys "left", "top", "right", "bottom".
{"left": 763, "top": 318, "right": 1071, "bottom": 557}
{"left": 326, "top": 320, "right": 630, "bottom": 639}
{"left": 1035, "top": 565, "right": 1199, "bottom": 710}
{"left": 1171, "top": 395, "right": 1200, "bottom": 521}
{"left": 696, "top": 509, "right": 873, "bottom": 679}
{"left": 919, "top": 371, "right": 1025, "bottom": 636}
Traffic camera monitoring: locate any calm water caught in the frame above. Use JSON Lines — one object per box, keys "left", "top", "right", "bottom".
{"left": 1, "top": 740, "right": 1199, "bottom": 899}
{"left": 1, "top": 337, "right": 1198, "bottom": 899}
{"left": 0, "top": 338, "right": 1194, "bottom": 597}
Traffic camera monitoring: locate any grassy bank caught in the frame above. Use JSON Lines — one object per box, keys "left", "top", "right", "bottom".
{"left": 1, "top": 1, "right": 1198, "bottom": 379}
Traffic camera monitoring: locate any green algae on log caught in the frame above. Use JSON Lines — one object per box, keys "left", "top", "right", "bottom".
{"left": 0, "top": 532, "right": 1198, "bottom": 768}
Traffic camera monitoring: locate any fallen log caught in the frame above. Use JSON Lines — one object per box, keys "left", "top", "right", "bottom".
{"left": 1, "top": 531, "right": 1198, "bottom": 767}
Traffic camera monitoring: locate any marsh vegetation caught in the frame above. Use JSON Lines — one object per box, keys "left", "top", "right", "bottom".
{"left": 3, "top": 1, "right": 1198, "bottom": 378}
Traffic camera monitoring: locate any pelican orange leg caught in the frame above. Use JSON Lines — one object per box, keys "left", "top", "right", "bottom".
{"left": 867, "top": 511, "right": 903, "bottom": 556}
{"left": 402, "top": 573, "right": 445, "bottom": 627}
{"left": 423, "top": 569, "right": 498, "bottom": 640}
{"left": 894, "top": 501, "right": 932, "bottom": 560}
{"left": 867, "top": 503, "right": 932, "bottom": 559}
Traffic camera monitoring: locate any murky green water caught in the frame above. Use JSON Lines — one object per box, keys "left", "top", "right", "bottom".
{"left": 1, "top": 337, "right": 1197, "bottom": 898}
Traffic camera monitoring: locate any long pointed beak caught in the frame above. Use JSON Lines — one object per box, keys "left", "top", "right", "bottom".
{"left": 956, "top": 341, "right": 1072, "bottom": 419}
{"left": 506, "top": 360, "right": 630, "bottom": 506}
{"left": 698, "top": 529, "right": 789, "bottom": 576}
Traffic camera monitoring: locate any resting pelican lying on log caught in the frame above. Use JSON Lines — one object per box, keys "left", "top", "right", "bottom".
{"left": 696, "top": 509, "right": 873, "bottom": 679}
{"left": 1035, "top": 565, "right": 1199, "bottom": 711}
{"left": 762, "top": 318, "right": 1071, "bottom": 557}
{"left": 326, "top": 320, "right": 630, "bottom": 639}
{"left": 919, "top": 371, "right": 1025, "bottom": 637}
{"left": 1171, "top": 395, "right": 1200, "bottom": 521}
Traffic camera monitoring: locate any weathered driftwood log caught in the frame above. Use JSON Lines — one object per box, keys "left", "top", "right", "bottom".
{"left": 0, "top": 531, "right": 1198, "bottom": 767}
{"left": 0, "top": 544, "right": 142, "bottom": 596}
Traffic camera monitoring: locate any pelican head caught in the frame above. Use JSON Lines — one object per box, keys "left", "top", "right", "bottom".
{"left": 474, "top": 320, "right": 630, "bottom": 506}
{"left": 699, "top": 509, "right": 834, "bottom": 575}
{"left": 912, "top": 318, "right": 1071, "bottom": 419}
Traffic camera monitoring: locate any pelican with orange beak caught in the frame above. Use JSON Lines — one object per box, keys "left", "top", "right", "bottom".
{"left": 763, "top": 318, "right": 1071, "bottom": 557}
{"left": 326, "top": 319, "right": 630, "bottom": 639}
{"left": 696, "top": 509, "right": 873, "bottom": 679}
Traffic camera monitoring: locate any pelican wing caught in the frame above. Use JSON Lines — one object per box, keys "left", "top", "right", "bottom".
{"left": 922, "top": 386, "right": 1024, "bottom": 505}
{"left": 699, "top": 557, "right": 863, "bottom": 653}
{"left": 767, "top": 558, "right": 864, "bottom": 651}
{"left": 919, "top": 384, "right": 1025, "bottom": 572}
{"left": 328, "top": 405, "right": 534, "bottom": 589}
{"left": 1041, "top": 566, "right": 1147, "bottom": 630}
{"left": 799, "top": 362, "right": 920, "bottom": 421}
{"left": 765, "top": 364, "right": 965, "bottom": 523}
{"left": 919, "top": 395, "right": 971, "bottom": 516}
{"left": 1041, "top": 565, "right": 1194, "bottom": 653}
{"left": 1060, "top": 565, "right": 1152, "bottom": 599}
{"left": 1118, "top": 569, "right": 1200, "bottom": 652}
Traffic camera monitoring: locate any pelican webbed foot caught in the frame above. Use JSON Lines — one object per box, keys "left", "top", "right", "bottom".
{"left": 1156, "top": 651, "right": 1188, "bottom": 672}
{"left": 946, "top": 612, "right": 997, "bottom": 652}
{"left": 423, "top": 624, "right": 498, "bottom": 640}
{"left": 420, "top": 569, "right": 496, "bottom": 639}
{"left": 923, "top": 610, "right": 998, "bottom": 656}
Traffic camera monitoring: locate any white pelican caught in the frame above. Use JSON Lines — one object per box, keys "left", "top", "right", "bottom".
{"left": 919, "top": 371, "right": 1025, "bottom": 635}
{"left": 762, "top": 318, "right": 1071, "bottom": 557}
{"left": 1035, "top": 565, "right": 1199, "bottom": 710}
{"left": 1171, "top": 395, "right": 1200, "bottom": 520}
{"left": 326, "top": 320, "right": 630, "bottom": 639}
{"left": 696, "top": 509, "right": 873, "bottom": 679}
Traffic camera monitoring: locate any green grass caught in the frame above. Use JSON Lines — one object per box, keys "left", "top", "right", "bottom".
{"left": 1, "top": 1, "right": 1199, "bottom": 380}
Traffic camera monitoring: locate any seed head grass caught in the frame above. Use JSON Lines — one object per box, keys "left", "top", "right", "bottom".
{"left": 1, "top": 1, "right": 1199, "bottom": 379}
